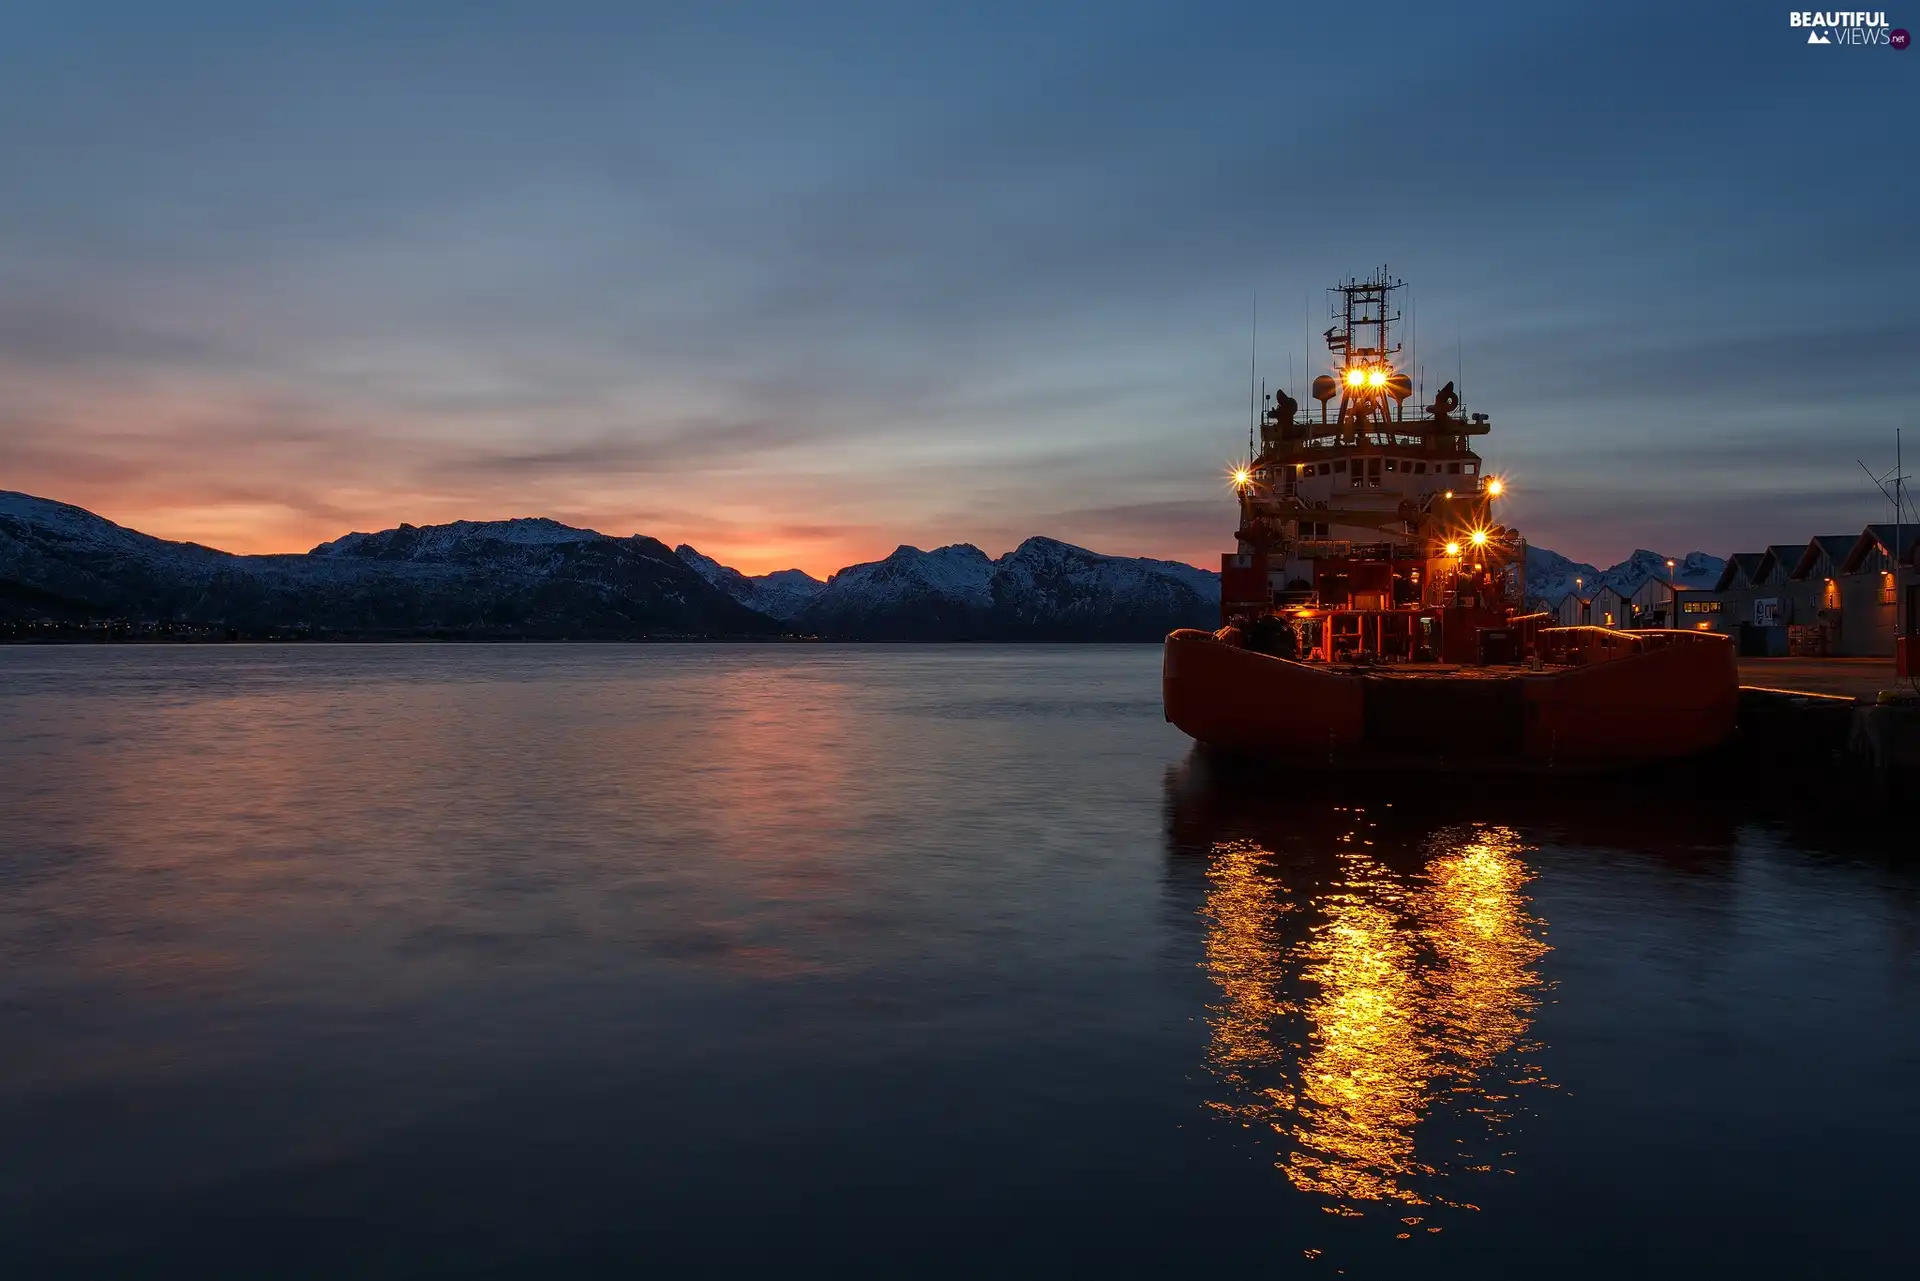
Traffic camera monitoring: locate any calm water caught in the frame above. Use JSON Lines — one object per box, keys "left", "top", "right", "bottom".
{"left": 2, "top": 644, "right": 1915, "bottom": 1277}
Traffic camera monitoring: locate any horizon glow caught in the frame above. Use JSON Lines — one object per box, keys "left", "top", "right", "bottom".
{"left": 0, "top": 1, "right": 1914, "bottom": 577}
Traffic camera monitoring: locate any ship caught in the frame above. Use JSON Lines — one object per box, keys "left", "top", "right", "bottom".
{"left": 1162, "top": 268, "right": 1737, "bottom": 769}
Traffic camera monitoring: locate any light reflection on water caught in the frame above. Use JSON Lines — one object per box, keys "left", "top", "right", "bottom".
{"left": 1200, "top": 818, "right": 1550, "bottom": 1219}
{"left": 3, "top": 644, "right": 1918, "bottom": 1277}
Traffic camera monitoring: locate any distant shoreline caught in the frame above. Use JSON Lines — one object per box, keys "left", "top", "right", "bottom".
{"left": 0, "top": 631, "right": 1161, "bottom": 646}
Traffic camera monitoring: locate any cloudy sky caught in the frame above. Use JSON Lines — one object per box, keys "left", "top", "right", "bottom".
{"left": 1, "top": 1, "right": 1914, "bottom": 574}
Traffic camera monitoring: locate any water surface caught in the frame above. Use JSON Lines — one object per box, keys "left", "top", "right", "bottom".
{"left": 2, "top": 644, "right": 1914, "bottom": 1277}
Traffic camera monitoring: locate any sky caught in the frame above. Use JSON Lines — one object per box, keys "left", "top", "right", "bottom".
{"left": 0, "top": 1, "right": 1915, "bottom": 575}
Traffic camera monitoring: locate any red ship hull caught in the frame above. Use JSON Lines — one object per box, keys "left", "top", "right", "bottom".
{"left": 1162, "top": 625, "right": 1738, "bottom": 769}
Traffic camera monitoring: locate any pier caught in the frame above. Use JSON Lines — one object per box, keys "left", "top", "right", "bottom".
{"left": 1734, "top": 658, "right": 1919, "bottom": 797}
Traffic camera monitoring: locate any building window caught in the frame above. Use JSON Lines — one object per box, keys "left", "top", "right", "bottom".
{"left": 1681, "top": 599, "right": 1722, "bottom": 614}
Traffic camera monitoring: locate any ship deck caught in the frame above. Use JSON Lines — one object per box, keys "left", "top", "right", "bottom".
{"left": 1299, "top": 663, "right": 1567, "bottom": 679}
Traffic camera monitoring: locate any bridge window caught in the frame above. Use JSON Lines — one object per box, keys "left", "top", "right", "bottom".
{"left": 1446, "top": 462, "right": 1461, "bottom": 474}
{"left": 1333, "top": 459, "right": 1346, "bottom": 472}
{"left": 1414, "top": 462, "right": 1427, "bottom": 474}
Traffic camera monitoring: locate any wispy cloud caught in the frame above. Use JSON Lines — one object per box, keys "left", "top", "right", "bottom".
{"left": 0, "top": 0, "right": 1912, "bottom": 573}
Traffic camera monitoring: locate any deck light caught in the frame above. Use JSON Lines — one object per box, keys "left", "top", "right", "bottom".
{"left": 1487, "top": 478, "right": 1504, "bottom": 497}
{"left": 1232, "top": 467, "right": 1251, "bottom": 489}
{"left": 1470, "top": 529, "right": 1489, "bottom": 547}
{"left": 1367, "top": 369, "right": 1387, "bottom": 388}
{"left": 1345, "top": 368, "right": 1367, "bottom": 388}
{"left": 1445, "top": 541, "right": 1461, "bottom": 556}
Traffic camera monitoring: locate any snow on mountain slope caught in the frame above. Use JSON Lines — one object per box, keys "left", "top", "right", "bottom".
{"left": 0, "top": 490, "right": 231, "bottom": 563}
{"left": 1525, "top": 544, "right": 1726, "bottom": 604}
{"left": 313, "top": 517, "right": 609, "bottom": 560}
{"left": 678, "top": 537, "right": 1221, "bottom": 638}
{"left": 1, "top": 496, "right": 774, "bottom": 633}
{"left": 786, "top": 538, "right": 1219, "bottom": 639}
{"left": 1523, "top": 544, "right": 1603, "bottom": 604}
{"left": 1001, "top": 536, "right": 1221, "bottom": 599}
{"left": 811, "top": 544, "right": 997, "bottom": 612}
{"left": 675, "top": 545, "right": 824, "bottom": 621}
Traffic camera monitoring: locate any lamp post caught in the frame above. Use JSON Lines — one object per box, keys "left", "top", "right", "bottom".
{"left": 1666, "top": 559, "right": 1675, "bottom": 627}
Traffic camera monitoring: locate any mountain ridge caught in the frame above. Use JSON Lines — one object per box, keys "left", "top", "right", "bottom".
{"left": 5, "top": 489, "right": 1724, "bottom": 639}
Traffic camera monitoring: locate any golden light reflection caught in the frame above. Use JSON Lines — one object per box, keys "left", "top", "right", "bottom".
{"left": 1198, "top": 823, "right": 1550, "bottom": 1220}
{"left": 1287, "top": 858, "right": 1428, "bottom": 1204}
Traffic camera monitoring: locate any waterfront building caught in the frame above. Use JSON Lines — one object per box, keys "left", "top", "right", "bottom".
{"left": 1554, "top": 590, "right": 1591, "bottom": 627}
{"left": 1831, "top": 525, "right": 1920, "bottom": 657}
{"left": 1589, "top": 583, "right": 1630, "bottom": 631}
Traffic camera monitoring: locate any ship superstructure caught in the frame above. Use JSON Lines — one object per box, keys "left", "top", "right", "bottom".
{"left": 1164, "top": 268, "right": 1738, "bottom": 770}
{"left": 1222, "top": 268, "right": 1524, "bottom": 663}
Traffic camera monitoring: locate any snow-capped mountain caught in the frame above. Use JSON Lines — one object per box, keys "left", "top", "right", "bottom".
{"left": 0, "top": 490, "right": 1221, "bottom": 640}
{"left": 1524, "top": 543, "right": 1725, "bottom": 605}
{"left": 790, "top": 536, "right": 1220, "bottom": 640}
{"left": 313, "top": 517, "right": 604, "bottom": 560}
{"left": 674, "top": 545, "right": 824, "bottom": 621}
{"left": 1522, "top": 544, "right": 1603, "bottom": 604}
{"left": 0, "top": 492, "right": 772, "bottom": 635}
